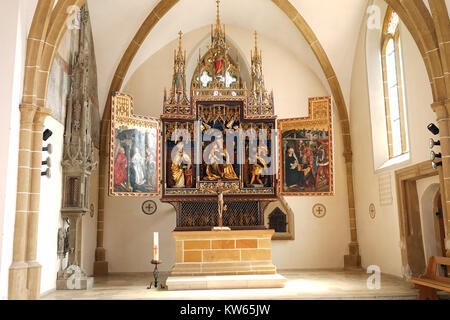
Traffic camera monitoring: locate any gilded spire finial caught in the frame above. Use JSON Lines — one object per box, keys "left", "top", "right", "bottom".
{"left": 178, "top": 31, "right": 183, "bottom": 51}
{"left": 216, "top": 0, "right": 221, "bottom": 27}
{"left": 254, "top": 31, "right": 258, "bottom": 52}
{"left": 211, "top": 0, "right": 226, "bottom": 49}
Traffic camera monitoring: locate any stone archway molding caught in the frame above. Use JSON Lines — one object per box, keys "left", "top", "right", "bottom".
{"left": 8, "top": 0, "right": 86, "bottom": 300}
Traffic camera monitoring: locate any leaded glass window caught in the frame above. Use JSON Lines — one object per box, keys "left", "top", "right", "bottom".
{"left": 381, "top": 8, "right": 408, "bottom": 158}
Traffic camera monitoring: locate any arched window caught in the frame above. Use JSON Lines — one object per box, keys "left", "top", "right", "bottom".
{"left": 381, "top": 8, "right": 408, "bottom": 158}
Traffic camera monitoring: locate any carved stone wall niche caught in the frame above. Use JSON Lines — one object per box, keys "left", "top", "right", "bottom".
{"left": 263, "top": 197, "right": 295, "bottom": 240}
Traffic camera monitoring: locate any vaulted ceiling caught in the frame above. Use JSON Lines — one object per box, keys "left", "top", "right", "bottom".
{"left": 86, "top": 0, "right": 377, "bottom": 116}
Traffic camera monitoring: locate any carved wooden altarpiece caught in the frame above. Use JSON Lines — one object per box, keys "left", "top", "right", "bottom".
{"left": 159, "top": 5, "right": 278, "bottom": 231}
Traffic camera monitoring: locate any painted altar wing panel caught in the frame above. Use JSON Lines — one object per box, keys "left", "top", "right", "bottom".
{"left": 109, "top": 92, "right": 161, "bottom": 197}
{"left": 278, "top": 97, "right": 334, "bottom": 196}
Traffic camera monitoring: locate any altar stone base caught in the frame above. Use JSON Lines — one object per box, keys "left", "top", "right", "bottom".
{"left": 166, "top": 274, "right": 286, "bottom": 291}
{"left": 167, "top": 229, "right": 286, "bottom": 290}
{"left": 171, "top": 230, "right": 277, "bottom": 276}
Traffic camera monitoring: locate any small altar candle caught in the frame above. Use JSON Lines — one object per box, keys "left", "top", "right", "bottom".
{"left": 153, "top": 232, "right": 159, "bottom": 261}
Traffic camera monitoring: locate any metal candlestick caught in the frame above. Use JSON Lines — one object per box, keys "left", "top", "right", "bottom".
{"left": 147, "top": 260, "right": 164, "bottom": 289}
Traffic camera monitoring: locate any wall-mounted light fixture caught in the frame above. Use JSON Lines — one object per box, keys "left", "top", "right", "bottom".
{"left": 42, "top": 128, "right": 53, "bottom": 179}
{"left": 429, "top": 138, "right": 440, "bottom": 149}
{"left": 427, "top": 123, "right": 439, "bottom": 135}
{"left": 429, "top": 124, "right": 441, "bottom": 170}
{"left": 430, "top": 151, "right": 442, "bottom": 161}
{"left": 42, "top": 143, "right": 52, "bottom": 154}
{"left": 42, "top": 157, "right": 52, "bottom": 167}
{"left": 41, "top": 168, "right": 51, "bottom": 178}
{"left": 43, "top": 129, "right": 53, "bottom": 141}
{"left": 432, "top": 161, "right": 442, "bottom": 170}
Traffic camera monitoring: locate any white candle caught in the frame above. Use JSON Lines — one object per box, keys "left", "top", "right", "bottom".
{"left": 153, "top": 232, "right": 159, "bottom": 261}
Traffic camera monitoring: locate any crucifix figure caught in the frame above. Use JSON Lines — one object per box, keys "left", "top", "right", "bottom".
{"left": 203, "top": 180, "right": 236, "bottom": 229}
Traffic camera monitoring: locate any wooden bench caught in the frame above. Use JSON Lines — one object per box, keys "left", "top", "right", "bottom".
{"left": 409, "top": 256, "right": 450, "bottom": 300}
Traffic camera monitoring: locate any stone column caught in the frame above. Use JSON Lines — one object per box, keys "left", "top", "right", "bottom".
{"left": 343, "top": 151, "right": 361, "bottom": 268}
{"left": 25, "top": 108, "right": 51, "bottom": 299}
{"left": 8, "top": 104, "right": 37, "bottom": 300}
{"left": 93, "top": 118, "right": 109, "bottom": 275}
{"left": 433, "top": 101, "right": 450, "bottom": 257}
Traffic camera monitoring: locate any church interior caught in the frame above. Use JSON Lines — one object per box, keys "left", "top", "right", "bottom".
{"left": 1, "top": 0, "right": 450, "bottom": 302}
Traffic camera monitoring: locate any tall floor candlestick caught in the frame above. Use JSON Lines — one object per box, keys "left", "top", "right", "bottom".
{"left": 153, "top": 232, "right": 159, "bottom": 262}
{"left": 148, "top": 232, "right": 164, "bottom": 289}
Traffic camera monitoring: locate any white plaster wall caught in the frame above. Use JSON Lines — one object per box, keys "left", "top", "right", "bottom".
{"left": 37, "top": 117, "right": 64, "bottom": 295}
{"left": 274, "top": 108, "right": 350, "bottom": 270}
{"left": 0, "top": 0, "right": 38, "bottom": 300}
{"left": 350, "top": 6, "right": 435, "bottom": 277}
{"left": 102, "top": 25, "right": 350, "bottom": 272}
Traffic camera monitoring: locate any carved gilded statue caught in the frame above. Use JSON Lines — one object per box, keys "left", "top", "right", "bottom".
{"left": 171, "top": 143, "right": 192, "bottom": 188}
{"left": 204, "top": 144, "right": 223, "bottom": 181}
{"left": 204, "top": 143, "right": 238, "bottom": 181}
{"left": 249, "top": 145, "right": 268, "bottom": 185}
{"left": 214, "top": 52, "right": 224, "bottom": 77}
{"left": 223, "top": 148, "right": 238, "bottom": 180}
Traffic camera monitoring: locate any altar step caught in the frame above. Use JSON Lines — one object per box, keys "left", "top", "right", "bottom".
{"left": 166, "top": 274, "right": 287, "bottom": 291}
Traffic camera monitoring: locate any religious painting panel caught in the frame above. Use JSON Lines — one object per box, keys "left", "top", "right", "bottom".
{"left": 109, "top": 92, "right": 160, "bottom": 196}
{"left": 278, "top": 97, "right": 334, "bottom": 196}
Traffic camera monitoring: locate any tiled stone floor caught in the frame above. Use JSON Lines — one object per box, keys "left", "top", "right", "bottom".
{"left": 41, "top": 269, "right": 444, "bottom": 300}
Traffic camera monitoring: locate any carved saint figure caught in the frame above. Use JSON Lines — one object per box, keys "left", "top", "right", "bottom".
{"left": 222, "top": 148, "right": 238, "bottom": 180}
{"left": 249, "top": 145, "right": 268, "bottom": 185}
{"left": 204, "top": 144, "right": 223, "bottom": 181}
{"left": 175, "top": 72, "right": 183, "bottom": 93}
{"left": 171, "top": 143, "right": 192, "bottom": 188}
{"left": 214, "top": 52, "right": 224, "bottom": 76}
{"left": 252, "top": 63, "right": 263, "bottom": 90}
